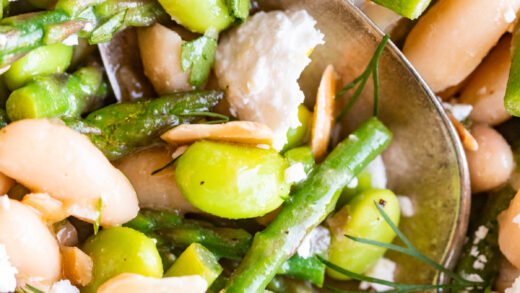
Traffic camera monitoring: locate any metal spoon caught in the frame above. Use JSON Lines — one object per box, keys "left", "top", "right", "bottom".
{"left": 98, "top": 0, "right": 470, "bottom": 288}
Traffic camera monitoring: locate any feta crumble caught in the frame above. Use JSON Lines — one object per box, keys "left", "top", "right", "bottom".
{"left": 284, "top": 163, "right": 307, "bottom": 184}
{"left": 346, "top": 177, "right": 359, "bottom": 189}
{"left": 359, "top": 258, "right": 396, "bottom": 292}
{"left": 397, "top": 196, "right": 414, "bottom": 217}
{"left": 473, "top": 226, "right": 489, "bottom": 244}
{"left": 0, "top": 244, "right": 17, "bottom": 292}
{"left": 504, "top": 6, "right": 517, "bottom": 24}
{"left": 513, "top": 213, "right": 520, "bottom": 229}
{"left": 62, "top": 34, "right": 79, "bottom": 46}
{"left": 296, "top": 226, "right": 330, "bottom": 258}
{"left": 0, "top": 195, "right": 9, "bottom": 210}
{"left": 461, "top": 272, "right": 484, "bottom": 283}
{"left": 216, "top": 10, "right": 324, "bottom": 150}
{"left": 364, "top": 155, "right": 387, "bottom": 189}
{"left": 51, "top": 280, "right": 80, "bottom": 293}
{"left": 442, "top": 102, "right": 473, "bottom": 122}
{"left": 506, "top": 276, "right": 520, "bottom": 293}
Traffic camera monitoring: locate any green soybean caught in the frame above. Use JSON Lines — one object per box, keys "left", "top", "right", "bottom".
{"left": 327, "top": 188, "right": 400, "bottom": 280}
{"left": 81, "top": 227, "right": 163, "bottom": 293}
{"left": 164, "top": 243, "right": 222, "bottom": 287}
{"left": 175, "top": 141, "right": 290, "bottom": 219}
{"left": 283, "top": 146, "right": 315, "bottom": 175}
{"left": 3, "top": 43, "right": 73, "bottom": 90}
{"left": 282, "top": 104, "right": 312, "bottom": 152}
{"left": 157, "top": 0, "right": 234, "bottom": 34}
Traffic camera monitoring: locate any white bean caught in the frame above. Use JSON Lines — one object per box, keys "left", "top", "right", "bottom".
{"left": 403, "top": 0, "right": 520, "bottom": 92}
{"left": 499, "top": 190, "right": 520, "bottom": 269}
{"left": 466, "top": 124, "right": 514, "bottom": 193}
{"left": 460, "top": 35, "right": 512, "bottom": 126}
{"left": 0, "top": 199, "right": 61, "bottom": 287}
{"left": 97, "top": 274, "right": 207, "bottom": 293}
{"left": 0, "top": 119, "right": 139, "bottom": 226}
{"left": 115, "top": 146, "right": 198, "bottom": 213}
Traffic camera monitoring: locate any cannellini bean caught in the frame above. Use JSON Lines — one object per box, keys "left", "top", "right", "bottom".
{"left": 0, "top": 172, "right": 14, "bottom": 195}
{"left": 460, "top": 35, "right": 512, "bottom": 126}
{"left": 0, "top": 119, "right": 139, "bottom": 226}
{"left": 499, "top": 190, "right": 520, "bottom": 269}
{"left": 403, "top": 0, "right": 520, "bottom": 92}
{"left": 97, "top": 273, "right": 207, "bottom": 293}
{"left": 115, "top": 146, "right": 198, "bottom": 213}
{"left": 466, "top": 124, "right": 514, "bottom": 193}
{"left": 496, "top": 256, "right": 520, "bottom": 292}
{"left": 137, "top": 23, "right": 193, "bottom": 94}
{"left": 0, "top": 199, "right": 61, "bottom": 286}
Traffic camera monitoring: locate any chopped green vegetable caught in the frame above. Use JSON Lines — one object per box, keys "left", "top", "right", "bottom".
{"left": 278, "top": 255, "right": 325, "bottom": 287}
{"left": 164, "top": 243, "right": 223, "bottom": 287}
{"left": 371, "top": 0, "right": 432, "bottom": 19}
{"left": 226, "top": 0, "right": 250, "bottom": 21}
{"left": 93, "top": 197, "right": 103, "bottom": 235}
{"left": 282, "top": 104, "right": 312, "bottom": 152}
{"left": 505, "top": 24, "right": 520, "bottom": 117}
{"left": 89, "top": 9, "right": 127, "bottom": 44}
{"left": 181, "top": 36, "right": 217, "bottom": 88}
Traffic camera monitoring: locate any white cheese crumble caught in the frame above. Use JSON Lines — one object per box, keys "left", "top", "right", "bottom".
{"left": 346, "top": 177, "right": 359, "bottom": 188}
{"left": 284, "top": 162, "right": 307, "bottom": 184}
{"left": 472, "top": 254, "right": 488, "bottom": 270}
{"left": 62, "top": 34, "right": 79, "bottom": 46}
{"left": 513, "top": 213, "right": 520, "bottom": 229}
{"left": 0, "top": 244, "right": 17, "bottom": 292}
{"left": 215, "top": 10, "right": 324, "bottom": 150}
{"left": 296, "top": 226, "right": 330, "bottom": 258}
{"left": 359, "top": 258, "right": 396, "bottom": 292}
{"left": 470, "top": 246, "right": 479, "bottom": 257}
{"left": 473, "top": 226, "right": 489, "bottom": 244}
{"left": 397, "top": 196, "right": 415, "bottom": 217}
{"left": 506, "top": 276, "right": 520, "bottom": 293}
{"left": 461, "top": 272, "right": 484, "bottom": 283}
{"left": 364, "top": 155, "right": 387, "bottom": 189}
{"left": 443, "top": 102, "right": 473, "bottom": 122}
{"left": 0, "top": 195, "right": 9, "bottom": 211}
{"left": 51, "top": 280, "right": 80, "bottom": 293}
{"left": 504, "top": 6, "right": 517, "bottom": 24}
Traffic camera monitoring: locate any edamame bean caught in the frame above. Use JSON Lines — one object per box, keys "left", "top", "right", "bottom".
{"left": 82, "top": 227, "right": 163, "bottom": 293}
{"left": 283, "top": 145, "right": 315, "bottom": 175}
{"left": 157, "top": 0, "right": 234, "bottom": 34}
{"left": 3, "top": 43, "right": 73, "bottom": 90}
{"left": 175, "top": 140, "right": 290, "bottom": 219}
{"left": 327, "top": 188, "right": 400, "bottom": 280}
{"left": 282, "top": 104, "right": 312, "bottom": 152}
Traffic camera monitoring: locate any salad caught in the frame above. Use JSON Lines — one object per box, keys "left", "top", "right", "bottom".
{"left": 0, "top": 0, "right": 517, "bottom": 292}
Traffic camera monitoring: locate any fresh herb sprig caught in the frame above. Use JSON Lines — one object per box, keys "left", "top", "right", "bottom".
{"left": 319, "top": 201, "right": 488, "bottom": 293}
{"left": 15, "top": 284, "right": 44, "bottom": 293}
{"left": 180, "top": 111, "right": 231, "bottom": 125}
{"left": 335, "top": 34, "right": 390, "bottom": 122}
{"left": 181, "top": 36, "right": 218, "bottom": 88}
{"left": 151, "top": 156, "right": 181, "bottom": 175}
{"left": 93, "top": 197, "right": 103, "bottom": 235}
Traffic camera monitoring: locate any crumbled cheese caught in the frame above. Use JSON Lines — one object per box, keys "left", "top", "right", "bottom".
{"left": 513, "top": 214, "right": 520, "bottom": 229}
{"left": 359, "top": 258, "right": 396, "bottom": 292}
{"left": 62, "top": 34, "right": 79, "bottom": 46}
{"left": 461, "top": 272, "right": 484, "bottom": 283}
{"left": 0, "top": 195, "right": 9, "bottom": 211}
{"left": 256, "top": 144, "right": 270, "bottom": 150}
{"left": 284, "top": 163, "right": 307, "bottom": 184}
{"left": 473, "top": 226, "right": 489, "bottom": 244}
{"left": 506, "top": 276, "right": 520, "bottom": 293}
{"left": 473, "top": 255, "right": 487, "bottom": 270}
{"left": 51, "top": 280, "right": 79, "bottom": 293}
{"left": 504, "top": 6, "right": 517, "bottom": 23}
{"left": 0, "top": 244, "right": 17, "bottom": 292}
{"left": 215, "top": 10, "right": 324, "bottom": 150}
{"left": 364, "top": 155, "right": 387, "bottom": 189}
{"left": 443, "top": 102, "right": 473, "bottom": 122}
{"left": 470, "top": 246, "right": 479, "bottom": 257}
{"left": 296, "top": 226, "right": 330, "bottom": 258}
{"left": 397, "top": 196, "right": 414, "bottom": 217}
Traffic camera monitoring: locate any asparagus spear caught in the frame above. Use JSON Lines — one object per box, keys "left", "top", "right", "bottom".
{"left": 6, "top": 65, "right": 107, "bottom": 121}
{"left": 0, "top": 0, "right": 166, "bottom": 67}
{"left": 63, "top": 90, "right": 223, "bottom": 160}
{"left": 224, "top": 117, "right": 392, "bottom": 292}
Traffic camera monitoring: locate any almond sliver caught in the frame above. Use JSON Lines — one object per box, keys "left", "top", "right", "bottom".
{"left": 311, "top": 64, "right": 337, "bottom": 162}
{"left": 448, "top": 112, "right": 479, "bottom": 151}
{"left": 161, "top": 121, "right": 274, "bottom": 146}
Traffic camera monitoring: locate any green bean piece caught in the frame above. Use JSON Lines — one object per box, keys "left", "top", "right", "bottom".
{"left": 63, "top": 90, "right": 223, "bottom": 160}
{"left": 506, "top": 24, "right": 520, "bottom": 117}
{"left": 278, "top": 255, "right": 325, "bottom": 287}
{"left": 89, "top": 9, "right": 126, "bottom": 44}
{"left": 176, "top": 141, "right": 290, "bottom": 219}
{"left": 0, "top": 109, "right": 7, "bottom": 128}
{"left": 226, "top": 0, "right": 250, "bottom": 22}
{"left": 82, "top": 227, "right": 163, "bottom": 293}
{"left": 327, "top": 188, "right": 400, "bottom": 280}
{"left": 54, "top": 0, "right": 104, "bottom": 17}
{"left": 282, "top": 104, "right": 313, "bottom": 152}
{"left": 455, "top": 184, "right": 516, "bottom": 290}
{"left": 4, "top": 43, "right": 73, "bottom": 90}
{"left": 224, "top": 117, "right": 392, "bottom": 292}
{"left": 157, "top": 0, "right": 234, "bottom": 33}
{"left": 164, "top": 243, "right": 223, "bottom": 287}
{"left": 6, "top": 66, "right": 106, "bottom": 121}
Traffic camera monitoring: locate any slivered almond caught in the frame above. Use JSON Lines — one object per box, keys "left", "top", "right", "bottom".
{"left": 161, "top": 121, "right": 274, "bottom": 146}
{"left": 22, "top": 193, "right": 68, "bottom": 223}
{"left": 311, "top": 65, "right": 337, "bottom": 162}
{"left": 62, "top": 246, "right": 93, "bottom": 286}
{"left": 448, "top": 112, "right": 478, "bottom": 151}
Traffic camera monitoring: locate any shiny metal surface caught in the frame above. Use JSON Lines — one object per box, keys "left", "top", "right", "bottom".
{"left": 257, "top": 0, "right": 471, "bottom": 289}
